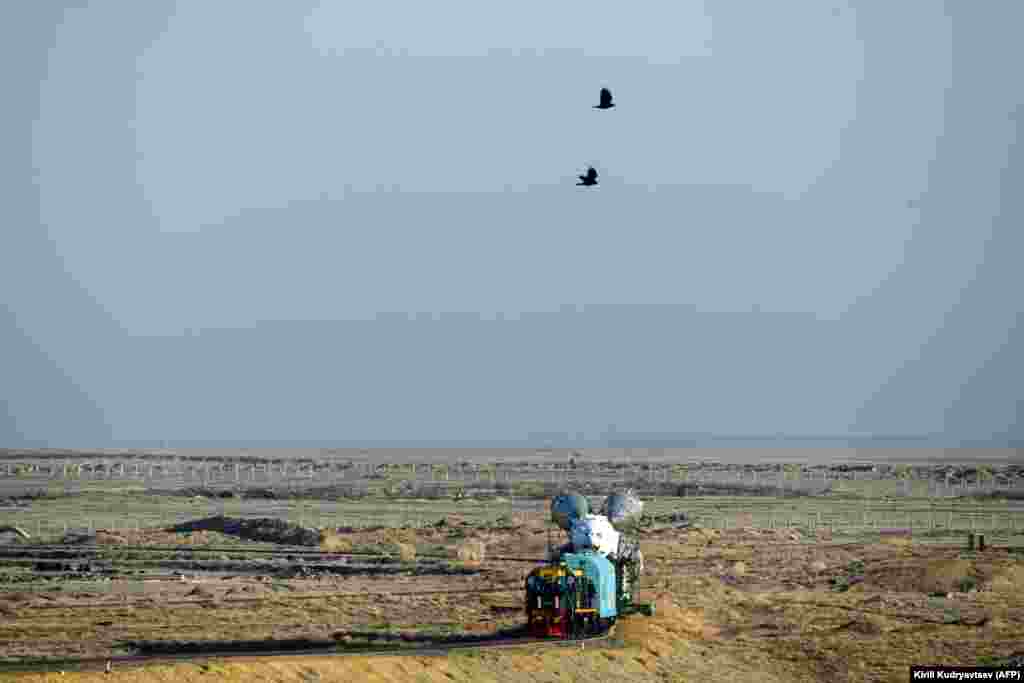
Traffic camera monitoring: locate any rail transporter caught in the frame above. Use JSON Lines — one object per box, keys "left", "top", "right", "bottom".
{"left": 525, "top": 491, "right": 654, "bottom": 638}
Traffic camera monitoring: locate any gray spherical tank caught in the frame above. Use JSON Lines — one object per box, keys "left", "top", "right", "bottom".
{"left": 602, "top": 489, "right": 644, "bottom": 532}
{"left": 550, "top": 493, "right": 590, "bottom": 531}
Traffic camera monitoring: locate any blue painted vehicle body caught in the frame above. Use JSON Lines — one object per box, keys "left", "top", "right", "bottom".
{"left": 560, "top": 551, "right": 617, "bottom": 619}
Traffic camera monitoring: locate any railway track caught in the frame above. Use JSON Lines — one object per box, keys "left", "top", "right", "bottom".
{"left": 0, "top": 544, "right": 550, "bottom": 564}
{"left": 5, "top": 541, "right": 1012, "bottom": 583}
{"left": 5, "top": 584, "right": 526, "bottom": 610}
{"left": 0, "top": 630, "right": 614, "bottom": 674}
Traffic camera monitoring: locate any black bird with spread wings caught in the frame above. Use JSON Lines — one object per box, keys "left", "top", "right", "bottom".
{"left": 594, "top": 87, "right": 615, "bottom": 109}
{"left": 577, "top": 166, "right": 598, "bottom": 186}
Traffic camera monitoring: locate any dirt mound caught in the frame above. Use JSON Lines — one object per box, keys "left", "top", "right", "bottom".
{"left": 618, "top": 592, "right": 719, "bottom": 643}
{"left": 865, "top": 559, "right": 978, "bottom": 594}
{"left": 0, "top": 526, "right": 30, "bottom": 543}
{"left": 919, "top": 559, "right": 979, "bottom": 594}
{"left": 146, "top": 486, "right": 278, "bottom": 500}
{"left": 62, "top": 528, "right": 238, "bottom": 546}
{"left": 169, "top": 516, "right": 320, "bottom": 546}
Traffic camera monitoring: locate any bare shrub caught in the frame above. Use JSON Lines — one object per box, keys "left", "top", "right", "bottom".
{"left": 319, "top": 529, "right": 353, "bottom": 552}
{"left": 987, "top": 565, "right": 1024, "bottom": 594}
{"left": 456, "top": 539, "right": 486, "bottom": 565}
{"left": 395, "top": 542, "right": 417, "bottom": 562}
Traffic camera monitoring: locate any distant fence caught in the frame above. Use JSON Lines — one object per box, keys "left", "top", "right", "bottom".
{"left": 683, "top": 509, "right": 1024, "bottom": 535}
{"left": 2, "top": 459, "right": 1022, "bottom": 499}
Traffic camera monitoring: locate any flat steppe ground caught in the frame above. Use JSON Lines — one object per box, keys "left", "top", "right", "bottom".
{"left": 1, "top": 472, "right": 1023, "bottom": 682}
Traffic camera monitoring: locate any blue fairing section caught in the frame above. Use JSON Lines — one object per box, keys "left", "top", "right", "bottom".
{"left": 561, "top": 552, "right": 617, "bottom": 618}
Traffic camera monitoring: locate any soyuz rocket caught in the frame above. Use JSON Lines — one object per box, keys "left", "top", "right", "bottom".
{"left": 550, "top": 490, "right": 645, "bottom": 575}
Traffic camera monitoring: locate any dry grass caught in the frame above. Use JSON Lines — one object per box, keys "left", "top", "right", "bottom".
{"left": 879, "top": 534, "right": 913, "bottom": 548}
{"left": 65, "top": 529, "right": 238, "bottom": 546}
{"left": 456, "top": 540, "right": 486, "bottom": 565}
{"left": 684, "top": 528, "right": 721, "bottom": 545}
{"left": 920, "top": 559, "right": 975, "bottom": 594}
{"left": 985, "top": 564, "right": 1024, "bottom": 594}
{"left": 0, "top": 546, "right": 1018, "bottom": 683}
{"left": 864, "top": 558, "right": 976, "bottom": 594}
{"left": 2, "top": 488, "right": 1022, "bottom": 683}
{"left": 395, "top": 542, "right": 417, "bottom": 562}
{"left": 619, "top": 592, "right": 720, "bottom": 643}
{"left": 318, "top": 529, "right": 353, "bottom": 552}
{"left": 0, "top": 634, "right": 818, "bottom": 683}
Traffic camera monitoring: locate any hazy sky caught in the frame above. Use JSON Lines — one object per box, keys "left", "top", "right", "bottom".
{"left": 2, "top": 1, "right": 1021, "bottom": 446}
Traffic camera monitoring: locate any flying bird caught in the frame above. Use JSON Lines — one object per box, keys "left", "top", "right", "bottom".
{"left": 577, "top": 166, "right": 598, "bottom": 186}
{"left": 594, "top": 87, "right": 615, "bottom": 109}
